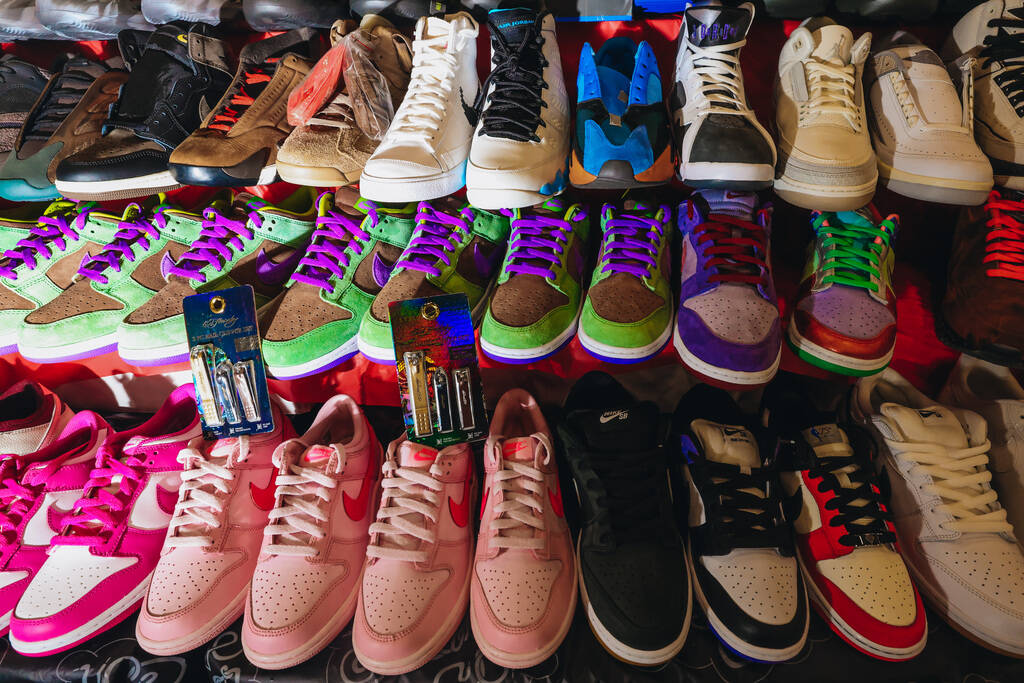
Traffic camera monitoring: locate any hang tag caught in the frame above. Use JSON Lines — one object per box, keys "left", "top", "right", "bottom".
{"left": 183, "top": 285, "right": 274, "bottom": 439}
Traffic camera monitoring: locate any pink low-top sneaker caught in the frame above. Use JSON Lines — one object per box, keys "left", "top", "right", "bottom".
{"left": 242, "top": 395, "right": 382, "bottom": 671}
{"left": 0, "top": 381, "right": 73, "bottom": 455}
{"left": 136, "top": 403, "right": 294, "bottom": 656}
{"left": 353, "top": 435, "right": 476, "bottom": 676}
{"left": 0, "top": 411, "right": 113, "bottom": 635}
{"left": 9, "top": 385, "right": 201, "bottom": 657}
{"left": 471, "top": 389, "right": 577, "bottom": 668}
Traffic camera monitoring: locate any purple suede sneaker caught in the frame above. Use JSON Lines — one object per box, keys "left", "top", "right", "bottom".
{"left": 674, "top": 189, "right": 781, "bottom": 388}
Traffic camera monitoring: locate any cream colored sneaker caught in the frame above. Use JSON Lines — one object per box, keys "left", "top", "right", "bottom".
{"left": 773, "top": 17, "right": 876, "bottom": 211}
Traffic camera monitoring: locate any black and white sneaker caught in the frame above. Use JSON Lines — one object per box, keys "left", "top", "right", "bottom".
{"left": 671, "top": 0, "right": 776, "bottom": 189}
{"left": 673, "top": 383, "right": 808, "bottom": 662}
{"left": 558, "top": 372, "right": 691, "bottom": 666}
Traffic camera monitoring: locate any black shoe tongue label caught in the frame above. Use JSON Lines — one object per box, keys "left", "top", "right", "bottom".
{"left": 489, "top": 8, "right": 537, "bottom": 43}
{"left": 685, "top": 6, "right": 751, "bottom": 48}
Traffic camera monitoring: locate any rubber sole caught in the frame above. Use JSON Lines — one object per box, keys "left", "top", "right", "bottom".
{"left": 265, "top": 337, "right": 360, "bottom": 380}
{"left": 276, "top": 161, "right": 358, "bottom": 188}
{"left": 680, "top": 161, "right": 774, "bottom": 191}
{"left": 17, "top": 331, "right": 118, "bottom": 364}
{"left": 117, "top": 338, "right": 190, "bottom": 367}
{"left": 359, "top": 160, "right": 467, "bottom": 203}
{"left": 787, "top": 324, "right": 893, "bottom": 376}
{"left": 577, "top": 316, "right": 673, "bottom": 364}
{"left": 0, "top": 179, "right": 60, "bottom": 201}
{"left": 169, "top": 151, "right": 278, "bottom": 187}
{"left": 673, "top": 325, "right": 780, "bottom": 388}
{"left": 773, "top": 172, "right": 877, "bottom": 212}
{"left": 136, "top": 582, "right": 249, "bottom": 657}
{"left": 55, "top": 170, "right": 181, "bottom": 202}
{"left": 876, "top": 159, "right": 992, "bottom": 206}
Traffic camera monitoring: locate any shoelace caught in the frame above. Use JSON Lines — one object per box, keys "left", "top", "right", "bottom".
{"left": 165, "top": 440, "right": 249, "bottom": 548}
{"left": 982, "top": 190, "right": 1024, "bottom": 281}
{"left": 706, "top": 460, "right": 789, "bottom": 548}
{"left": 981, "top": 14, "right": 1024, "bottom": 115}
{"left": 0, "top": 209, "right": 94, "bottom": 281}
{"left": 366, "top": 457, "right": 444, "bottom": 563}
{"left": 474, "top": 15, "right": 547, "bottom": 141}
{"left": 167, "top": 208, "right": 262, "bottom": 283}
{"left": 484, "top": 434, "right": 552, "bottom": 550}
{"left": 598, "top": 207, "right": 666, "bottom": 279}
{"left": 395, "top": 203, "right": 473, "bottom": 277}
{"left": 502, "top": 211, "right": 574, "bottom": 280}
{"left": 291, "top": 207, "right": 376, "bottom": 294}
{"left": 263, "top": 449, "right": 337, "bottom": 557}
{"left": 812, "top": 211, "right": 896, "bottom": 294}
{"left": 888, "top": 70, "right": 922, "bottom": 127}
{"left": 803, "top": 59, "right": 860, "bottom": 131}
{"left": 77, "top": 208, "right": 165, "bottom": 284}
{"left": 24, "top": 59, "right": 98, "bottom": 140}
{"left": 389, "top": 32, "right": 461, "bottom": 143}
{"left": 0, "top": 457, "right": 34, "bottom": 542}
{"left": 59, "top": 446, "right": 146, "bottom": 543}
{"left": 585, "top": 446, "right": 665, "bottom": 544}
{"left": 883, "top": 435, "right": 1013, "bottom": 534}
{"left": 687, "top": 35, "right": 746, "bottom": 111}
{"left": 209, "top": 59, "right": 280, "bottom": 133}
{"left": 695, "top": 212, "right": 769, "bottom": 286}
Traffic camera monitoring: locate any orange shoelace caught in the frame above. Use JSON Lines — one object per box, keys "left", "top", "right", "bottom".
{"left": 209, "top": 58, "right": 280, "bottom": 133}
{"left": 983, "top": 190, "right": 1024, "bottom": 281}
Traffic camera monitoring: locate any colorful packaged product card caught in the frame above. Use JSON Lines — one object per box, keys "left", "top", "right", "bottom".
{"left": 390, "top": 293, "right": 487, "bottom": 449}
{"left": 183, "top": 285, "right": 275, "bottom": 439}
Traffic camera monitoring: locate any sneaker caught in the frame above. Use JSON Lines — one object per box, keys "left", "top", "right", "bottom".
{"left": 9, "top": 385, "right": 201, "bottom": 656}
{"left": 0, "top": 201, "right": 64, "bottom": 255}
{"left": 471, "top": 389, "right": 576, "bottom": 668}
{"left": 558, "top": 372, "right": 689, "bottom": 666}
{"left": 37, "top": 0, "right": 153, "bottom": 40}
{"left": 0, "top": 58, "right": 125, "bottom": 202}
{"left": 672, "top": 1, "right": 776, "bottom": 189}
{"left": 0, "top": 56, "right": 50, "bottom": 163}
{"left": 352, "top": 434, "right": 476, "bottom": 675}
{"left": 142, "top": 0, "right": 241, "bottom": 23}
{"left": 243, "top": 395, "right": 382, "bottom": 670}
{"left": 0, "top": 381, "right": 73, "bottom": 455}
{"left": 944, "top": 0, "right": 1024, "bottom": 189}
{"left": 868, "top": 31, "right": 993, "bottom": 204}
{"left": 136, "top": 404, "right": 293, "bottom": 656}
{"left": 788, "top": 207, "right": 899, "bottom": 376}
{"left": 850, "top": 368, "right": 1024, "bottom": 658}
{"left": 939, "top": 355, "right": 1024, "bottom": 541}
{"left": 277, "top": 17, "right": 413, "bottom": 187}
{"left": 19, "top": 193, "right": 231, "bottom": 364}
{"left": 0, "top": 202, "right": 127, "bottom": 355}
{"left": 570, "top": 37, "right": 673, "bottom": 189}
{"left": 55, "top": 22, "right": 234, "bottom": 201}
{"left": 357, "top": 199, "right": 510, "bottom": 364}
{"left": 762, "top": 375, "right": 927, "bottom": 661}
{"left": 479, "top": 198, "right": 590, "bottom": 363}
{"left": 0, "top": 1, "right": 60, "bottom": 39}
{"left": 674, "top": 383, "right": 809, "bottom": 662}
{"left": 773, "top": 17, "right": 877, "bottom": 211}
{"left": 359, "top": 12, "right": 479, "bottom": 202}
{"left": 260, "top": 191, "right": 417, "bottom": 379}
{"left": 578, "top": 200, "right": 674, "bottom": 363}
{"left": 243, "top": 0, "right": 342, "bottom": 30}
{"left": 674, "top": 190, "right": 781, "bottom": 387}
{"left": 466, "top": 7, "right": 569, "bottom": 210}
{"left": 168, "top": 29, "right": 318, "bottom": 188}
{"left": 117, "top": 188, "right": 317, "bottom": 366}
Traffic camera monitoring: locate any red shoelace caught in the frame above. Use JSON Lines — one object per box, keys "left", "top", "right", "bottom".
{"left": 694, "top": 213, "right": 770, "bottom": 285}
{"left": 209, "top": 58, "right": 280, "bottom": 133}
{"left": 983, "top": 190, "right": 1024, "bottom": 281}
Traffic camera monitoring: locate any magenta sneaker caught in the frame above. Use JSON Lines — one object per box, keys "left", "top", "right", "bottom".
{"left": 0, "top": 381, "right": 73, "bottom": 455}
{"left": 136, "top": 404, "right": 294, "bottom": 656}
{"left": 0, "top": 410, "right": 112, "bottom": 635}
{"left": 242, "top": 395, "right": 382, "bottom": 670}
{"left": 9, "top": 385, "right": 201, "bottom": 656}
{"left": 353, "top": 435, "right": 476, "bottom": 676}
{"left": 472, "top": 389, "right": 577, "bottom": 669}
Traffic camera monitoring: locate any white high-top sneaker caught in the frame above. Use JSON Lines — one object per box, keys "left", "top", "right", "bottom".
{"left": 868, "top": 31, "right": 993, "bottom": 205}
{"left": 466, "top": 8, "right": 569, "bottom": 210}
{"left": 359, "top": 12, "right": 479, "bottom": 202}
{"left": 944, "top": 0, "right": 1024, "bottom": 190}
{"left": 851, "top": 368, "right": 1024, "bottom": 658}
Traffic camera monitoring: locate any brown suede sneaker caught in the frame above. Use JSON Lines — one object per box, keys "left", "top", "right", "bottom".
{"left": 277, "top": 16, "right": 412, "bottom": 187}
{"left": 168, "top": 28, "right": 319, "bottom": 188}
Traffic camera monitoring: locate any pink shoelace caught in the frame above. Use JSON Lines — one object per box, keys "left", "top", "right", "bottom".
{"left": 57, "top": 446, "right": 146, "bottom": 546}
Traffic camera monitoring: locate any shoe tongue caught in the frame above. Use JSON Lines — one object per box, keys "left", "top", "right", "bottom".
{"left": 802, "top": 423, "right": 848, "bottom": 451}
{"left": 501, "top": 436, "right": 536, "bottom": 463}
{"left": 693, "top": 419, "right": 760, "bottom": 468}
{"left": 881, "top": 404, "right": 973, "bottom": 449}
{"left": 574, "top": 402, "right": 661, "bottom": 451}
{"left": 488, "top": 7, "right": 537, "bottom": 43}
{"left": 685, "top": 1, "right": 751, "bottom": 48}
{"left": 399, "top": 441, "right": 439, "bottom": 468}
{"left": 421, "top": 16, "right": 451, "bottom": 41}
{"left": 812, "top": 24, "right": 854, "bottom": 64}
{"left": 693, "top": 189, "right": 755, "bottom": 220}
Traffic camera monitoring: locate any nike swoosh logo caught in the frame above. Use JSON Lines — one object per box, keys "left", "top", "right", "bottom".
{"left": 412, "top": 449, "right": 436, "bottom": 463}
{"left": 460, "top": 86, "right": 478, "bottom": 127}
{"left": 599, "top": 410, "right": 628, "bottom": 424}
{"left": 156, "top": 484, "right": 178, "bottom": 516}
{"left": 250, "top": 469, "right": 277, "bottom": 512}
{"left": 159, "top": 251, "right": 176, "bottom": 281}
{"left": 549, "top": 480, "right": 564, "bottom": 518}
{"left": 371, "top": 251, "right": 395, "bottom": 289}
{"left": 479, "top": 488, "right": 489, "bottom": 521}
{"left": 449, "top": 477, "right": 471, "bottom": 528}
{"left": 343, "top": 452, "right": 377, "bottom": 522}
{"left": 473, "top": 242, "right": 501, "bottom": 280}
{"left": 256, "top": 247, "right": 305, "bottom": 286}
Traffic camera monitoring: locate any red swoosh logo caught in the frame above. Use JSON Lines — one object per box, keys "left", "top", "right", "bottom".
{"left": 157, "top": 485, "right": 178, "bottom": 515}
{"left": 250, "top": 470, "right": 277, "bottom": 512}
{"left": 449, "top": 477, "right": 471, "bottom": 528}
{"left": 549, "top": 479, "right": 565, "bottom": 518}
{"left": 343, "top": 453, "right": 377, "bottom": 521}
{"left": 479, "top": 488, "right": 489, "bottom": 521}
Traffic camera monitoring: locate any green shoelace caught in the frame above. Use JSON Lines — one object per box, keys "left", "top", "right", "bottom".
{"left": 812, "top": 211, "right": 897, "bottom": 293}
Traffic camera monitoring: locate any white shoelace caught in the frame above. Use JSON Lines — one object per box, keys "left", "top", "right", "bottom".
{"left": 803, "top": 59, "right": 860, "bottom": 131}
{"left": 366, "top": 459, "right": 444, "bottom": 563}
{"left": 263, "top": 449, "right": 338, "bottom": 557}
{"left": 884, "top": 436, "right": 1013, "bottom": 534}
{"left": 485, "top": 433, "right": 553, "bottom": 551}
{"left": 387, "top": 32, "right": 461, "bottom": 145}
{"left": 166, "top": 438, "right": 248, "bottom": 548}
{"left": 688, "top": 40, "right": 746, "bottom": 111}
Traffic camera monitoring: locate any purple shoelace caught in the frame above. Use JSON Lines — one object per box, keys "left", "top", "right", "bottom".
{"left": 167, "top": 208, "right": 262, "bottom": 284}
{"left": 0, "top": 210, "right": 94, "bottom": 281}
{"left": 502, "top": 211, "right": 575, "bottom": 280}
{"left": 599, "top": 207, "right": 666, "bottom": 279}
{"left": 78, "top": 208, "right": 165, "bottom": 285}
{"left": 395, "top": 202, "right": 474, "bottom": 277}
{"left": 291, "top": 206, "right": 377, "bottom": 294}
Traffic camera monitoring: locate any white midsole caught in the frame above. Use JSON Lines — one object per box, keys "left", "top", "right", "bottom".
{"left": 266, "top": 337, "right": 359, "bottom": 380}
{"left": 55, "top": 170, "right": 181, "bottom": 196}
{"left": 683, "top": 161, "right": 774, "bottom": 182}
{"left": 18, "top": 331, "right": 118, "bottom": 362}
{"left": 577, "top": 314, "right": 673, "bottom": 361}
{"left": 117, "top": 338, "right": 190, "bottom": 365}
{"left": 788, "top": 324, "right": 893, "bottom": 372}
{"left": 673, "top": 325, "right": 780, "bottom": 385}
{"left": 359, "top": 160, "right": 467, "bottom": 204}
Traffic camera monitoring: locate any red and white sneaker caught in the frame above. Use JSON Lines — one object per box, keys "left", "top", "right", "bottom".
{"left": 0, "top": 381, "right": 73, "bottom": 455}
{"left": 9, "top": 385, "right": 201, "bottom": 656}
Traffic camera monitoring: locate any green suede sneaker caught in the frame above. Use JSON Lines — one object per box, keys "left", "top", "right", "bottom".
{"left": 479, "top": 198, "right": 591, "bottom": 363}
{"left": 0, "top": 200, "right": 125, "bottom": 355}
{"left": 0, "top": 202, "right": 59, "bottom": 253}
{"left": 117, "top": 187, "right": 318, "bottom": 366}
{"left": 578, "top": 200, "right": 674, "bottom": 362}
{"left": 259, "top": 189, "right": 418, "bottom": 379}
{"left": 18, "top": 192, "right": 232, "bottom": 363}
{"left": 357, "top": 198, "right": 511, "bottom": 364}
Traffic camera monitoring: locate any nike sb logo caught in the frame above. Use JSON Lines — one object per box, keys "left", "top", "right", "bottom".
{"left": 599, "top": 410, "right": 629, "bottom": 424}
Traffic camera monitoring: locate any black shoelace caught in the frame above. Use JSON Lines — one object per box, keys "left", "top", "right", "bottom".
{"left": 706, "top": 461, "right": 789, "bottom": 549}
{"left": 24, "top": 59, "right": 98, "bottom": 141}
{"left": 982, "top": 14, "right": 1024, "bottom": 115}
{"left": 586, "top": 447, "right": 666, "bottom": 544}
{"left": 806, "top": 453, "right": 896, "bottom": 548}
{"left": 472, "top": 15, "right": 548, "bottom": 142}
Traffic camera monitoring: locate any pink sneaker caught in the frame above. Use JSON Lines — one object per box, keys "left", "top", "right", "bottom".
{"left": 0, "top": 411, "right": 112, "bottom": 635}
{"left": 471, "top": 389, "right": 577, "bottom": 668}
{"left": 0, "top": 381, "right": 73, "bottom": 455}
{"left": 136, "top": 403, "right": 294, "bottom": 656}
{"left": 242, "top": 395, "right": 382, "bottom": 670}
{"left": 9, "top": 385, "right": 201, "bottom": 656}
{"left": 353, "top": 435, "right": 476, "bottom": 676}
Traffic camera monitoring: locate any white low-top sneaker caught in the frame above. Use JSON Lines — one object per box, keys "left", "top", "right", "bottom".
{"left": 359, "top": 12, "right": 479, "bottom": 203}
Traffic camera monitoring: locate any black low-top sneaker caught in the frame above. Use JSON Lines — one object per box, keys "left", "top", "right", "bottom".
{"left": 673, "top": 383, "right": 808, "bottom": 662}
{"left": 558, "top": 371, "right": 691, "bottom": 667}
